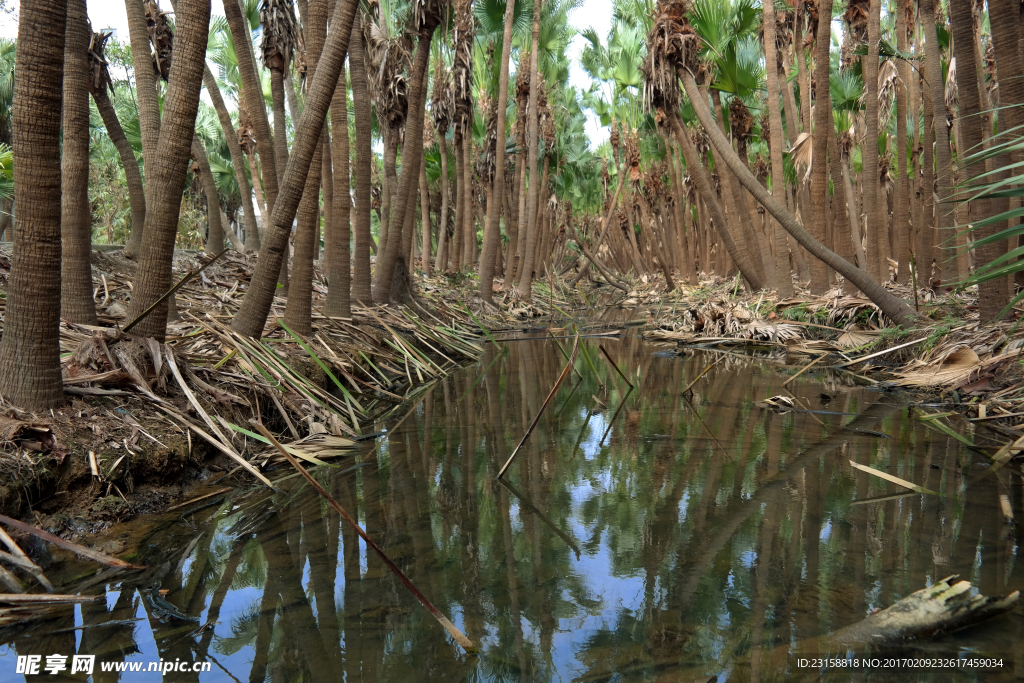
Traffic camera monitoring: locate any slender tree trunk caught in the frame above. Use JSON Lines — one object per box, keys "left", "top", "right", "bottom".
{"left": 893, "top": 2, "right": 911, "bottom": 283}
{"left": 808, "top": 0, "right": 835, "bottom": 294}
{"left": 516, "top": 0, "right": 543, "bottom": 297}
{"left": 478, "top": 0, "right": 516, "bottom": 300}
{"left": 191, "top": 136, "right": 225, "bottom": 254}
{"left": 231, "top": 0, "right": 358, "bottom": 337}
{"left": 763, "top": 0, "right": 794, "bottom": 296}
{"left": 283, "top": 0, "right": 329, "bottom": 335}
{"left": 349, "top": 14, "right": 372, "bottom": 306}
{"left": 92, "top": 88, "right": 146, "bottom": 254}
{"left": 434, "top": 133, "right": 451, "bottom": 272}
{"left": 326, "top": 53, "right": 352, "bottom": 317}
{"left": 0, "top": 0, "right": 69, "bottom": 410}
{"left": 462, "top": 134, "right": 475, "bottom": 267}
{"left": 922, "top": 0, "right": 955, "bottom": 285}
{"left": 60, "top": 0, "right": 96, "bottom": 324}
{"left": 419, "top": 154, "right": 431, "bottom": 274}
{"left": 270, "top": 68, "right": 290, "bottom": 183}
{"left": 451, "top": 131, "right": 465, "bottom": 272}
{"left": 124, "top": 0, "right": 211, "bottom": 340}
{"left": 863, "top": 0, "right": 883, "bottom": 282}
{"left": 679, "top": 68, "right": 919, "bottom": 325}
{"left": 374, "top": 27, "right": 436, "bottom": 301}
{"left": 203, "top": 65, "right": 259, "bottom": 250}
{"left": 224, "top": 0, "right": 279, "bottom": 211}
{"left": 123, "top": 0, "right": 163, "bottom": 258}
{"left": 668, "top": 114, "right": 765, "bottom": 290}
{"left": 919, "top": 79, "right": 936, "bottom": 281}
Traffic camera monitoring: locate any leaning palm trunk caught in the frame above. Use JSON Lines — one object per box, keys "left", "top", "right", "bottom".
{"left": 203, "top": 65, "right": 259, "bottom": 251}
{"left": 667, "top": 113, "right": 766, "bottom": 291}
{"left": 191, "top": 136, "right": 225, "bottom": 253}
{"left": 678, "top": 67, "right": 919, "bottom": 325}
{"left": 60, "top": 0, "right": 97, "bottom": 324}
{"left": 231, "top": 0, "right": 358, "bottom": 337}
{"left": 477, "top": 0, "right": 516, "bottom": 301}
{"left": 349, "top": 14, "right": 373, "bottom": 306}
{"left": 0, "top": 0, "right": 68, "bottom": 410}
{"left": 124, "top": 0, "right": 212, "bottom": 341}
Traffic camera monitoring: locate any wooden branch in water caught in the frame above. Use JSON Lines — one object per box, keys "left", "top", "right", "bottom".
{"left": 250, "top": 420, "right": 476, "bottom": 653}
{"left": 830, "top": 575, "right": 1019, "bottom": 644}
{"left": 497, "top": 334, "right": 581, "bottom": 479}
{"left": 599, "top": 344, "right": 634, "bottom": 389}
{"left": 0, "top": 514, "right": 144, "bottom": 569}
{"left": 498, "top": 478, "right": 581, "bottom": 560}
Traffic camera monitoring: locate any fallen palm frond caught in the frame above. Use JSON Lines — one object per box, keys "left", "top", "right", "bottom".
{"left": 849, "top": 460, "right": 938, "bottom": 495}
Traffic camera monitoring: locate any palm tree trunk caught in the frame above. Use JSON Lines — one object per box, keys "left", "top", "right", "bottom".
{"left": 349, "top": 14, "right": 372, "bottom": 306}
{"left": 231, "top": 0, "right": 358, "bottom": 337}
{"left": 893, "top": 1, "right": 911, "bottom": 283}
{"left": 270, "top": 67, "right": 290, "bottom": 183}
{"left": 203, "top": 65, "right": 259, "bottom": 251}
{"left": 679, "top": 67, "right": 920, "bottom": 325}
{"left": 451, "top": 130, "right": 465, "bottom": 272}
{"left": 828, "top": 125, "right": 857, "bottom": 288}
{"left": 919, "top": 78, "right": 936, "bottom": 281}
{"left": 92, "top": 87, "right": 146, "bottom": 256}
{"left": 763, "top": 0, "right": 794, "bottom": 296}
{"left": 224, "top": 0, "right": 279, "bottom": 211}
{"left": 0, "top": 0, "right": 68, "bottom": 410}
{"left": 123, "top": 0, "right": 163, "bottom": 258}
{"left": 462, "top": 134, "right": 476, "bottom": 267}
{"left": 862, "top": 0, "right": 884, "bottom": 282}
{"left": 516, "top": 0, "right": 543, "bottom": 297}
{"left": 124, "top": 0, "right": 211, "bottom": 340}
{"left": 373, "top": 26, "right": 436, "bottom": 301}
{"left": 478, "top": 0, "right": 516, "bottom": 300}
{"left": 434, "top": 133, "right": 451, "bottom": 272}
{"left": 326, "top": 54, "right": 351, "bottom": 317}
{"left": 60, "top": 0, "right": 96, "bottom": 324}
{"left": 570, "top": 169, "right": 625, "bottom": 286}
{"left": 668, "top": 113, "right": 765, "bottom": 291}
{"left": 419, "top": 154, "right": 431, "bottom": 274}
{"left": 283, "top": 0, "right": 329, "bottom": 335}
{"left": 922, "top": 0, "right": 955, "bottom": 285}
{"left": 808, "top": 0, "right": 835, "bottom": 294}
{"left": 191, "top": 135, "right": 225, "bottom": 254}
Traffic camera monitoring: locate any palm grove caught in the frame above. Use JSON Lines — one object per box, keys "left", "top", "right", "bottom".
{"left": 0, "top": 0, "right": 1021, "bottom": 410}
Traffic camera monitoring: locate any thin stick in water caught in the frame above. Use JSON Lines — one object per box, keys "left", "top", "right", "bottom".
{"left": 249, "top": 420, "right": 476, "bottom": 653}
{"left": 497, "top": 334, "right": 581, "bottom": 479}
{"left": 599, "top": 344, "right": 634, "bottom": 389}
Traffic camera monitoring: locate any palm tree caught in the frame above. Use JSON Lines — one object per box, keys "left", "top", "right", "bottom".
{"left": 88, "top": 31, "right": 147, "bottom": 260}
{"left": 191, "top": 135, "right": 226, "bottom": 252}
{"left": 230, "top": 0, "right": 359, "bottom": 337}
{"left": 325, "top": 33, "right": 352, "bottom": 318}
{"left": 0, "top": 0, "right": 69, "bottom": 410}
{"left": 515, "top": 0, "right": 543, "bottom": 298}
{"left": 807, "top": 0, "right": 834, "bottom": 294}
{"left": 431, "top": 57, "right": 454, "bottom": 272}
{"left": 349, "top": 14, "right": 374, "bottom": 306}
{"left": 761, "top": 0, "right": 794, "bottom": 297}
{"left": 124, "top": 0, "right": 212, "bottom": 340}
{"left": 62, "top": 0, "right": 98, "bottom": 324}
{"left": 284, "top": 0, "right": 331, "bottom": 334}
{"left": 224, "top": 0, "right": 280, "bottom": 214}
{"left": 260, "top": 0, "right": 300, "bottom": 180}
{"left": 921, "top": 0, "right": 955, "bottom": 284}
{"left": 478, "top": 0, "right": 518, "bottom": 301}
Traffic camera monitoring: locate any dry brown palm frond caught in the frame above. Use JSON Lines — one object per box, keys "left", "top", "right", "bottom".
{"left": 878, "top": 58, "right": 899, "bottom": 112}
{"left": 144, "top": 0, "right": 174, "bottom": 81}
{"left": 843, "top": 0, "right": 869, "bottom": 43}
{"left": 87, "top": 30, "right": 114, "bottom": 95}
{"left": 790, "top": 131, "right": 812, "bottom": 180}
{"left": 452, "top": 0, "right": 474, "bottom": 134}
{"left": 430, "top": 63, "right": 454, "bottom": 134}
{"left": 645, "top": 0, "right": 702, "bottom": 81}
{"left": 259, "top": 0, "right": 300, "bottom": 72}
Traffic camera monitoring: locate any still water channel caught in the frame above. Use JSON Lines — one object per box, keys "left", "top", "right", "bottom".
{"left": 1, "top": 329, "right": 1022, "bottom": 682}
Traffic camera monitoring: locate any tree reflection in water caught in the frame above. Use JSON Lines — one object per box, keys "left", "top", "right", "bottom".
{"left": 4, "top": 333, "right": 1022, "bottom": 682}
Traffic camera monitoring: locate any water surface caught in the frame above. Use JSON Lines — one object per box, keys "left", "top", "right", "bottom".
{"left": 2, "top": 330, "right": 1022, "bottom": 682}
